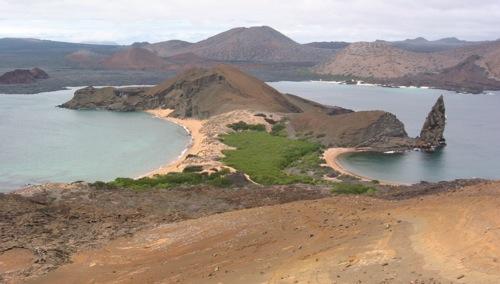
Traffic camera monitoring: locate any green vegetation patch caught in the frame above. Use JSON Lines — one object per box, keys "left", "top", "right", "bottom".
{"left": 221, "top": 131, "right": 323, "bottom": 185}
{"left": 100, "top": 169, "right": 232, "bottom": 190}
{"left": 270, "top": 122, "right": 287, "bottom": 137}
{"left": 331, "top": 182, "right": 377, "bottom": 195}
{"left": 227, "top": 121, "right": 266, "bottom": 132}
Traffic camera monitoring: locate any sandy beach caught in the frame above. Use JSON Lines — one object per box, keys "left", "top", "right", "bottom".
{"left": 144, "top": 109, "right": 278, "bottom": 177}
{"left": 323, "top": 148, "right": 369, "bottom": 180}
{"left": 145, "top": 109, "right": 207, "bottom": 175}
{"left": 145, "top": 110, "right": 402, "bottom": 185}
{"left": 323, "top": 147, "right": 406, "bottom": 185}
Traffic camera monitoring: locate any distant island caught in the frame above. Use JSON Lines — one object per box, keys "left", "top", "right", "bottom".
{"left": 2, "top": 26, "right": 500, "bottom": 284}
{"left": 1, "top": 26, "right": 499, "bottom": 94}
{"left": 0, "top": 67, "right": 49, "bottom": 84}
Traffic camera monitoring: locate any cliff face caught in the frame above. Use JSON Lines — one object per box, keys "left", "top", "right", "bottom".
{"left": 288, "top": 110, "right": 412, "bottom": 150}
{"left": 0, "top": 68, "right": 49, "bottom": 84}
{"left": 61, "top": 65, "right": 446, "bottom": 151}
{"left": 147, "top": 65, "right": 303, "bottom": 118}
{"left": 60, "top": 86, "right": 152, "bottom": 111}
{"left": 62, "top": 65, "right": 303, "bottom": 117}
{"left": 416, "top": 95, "right": 446, "bottom": 151}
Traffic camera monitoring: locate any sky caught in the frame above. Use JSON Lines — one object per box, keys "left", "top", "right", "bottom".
{"left": 0, "top": 0, "right": 499, "bottom": 44}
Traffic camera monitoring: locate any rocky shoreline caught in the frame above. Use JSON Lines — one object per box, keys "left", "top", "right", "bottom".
{"left": 59, "top": 65, "right": 447, "bottom": 153}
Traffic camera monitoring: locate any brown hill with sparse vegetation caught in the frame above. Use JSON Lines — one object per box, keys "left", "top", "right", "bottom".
{"left": 146, "top": 64, "right": 303, "bottom": 117}
{"left": 144, "top": 26, "right": 335, "bottom": 63}
{"left": 313, "top": 41, "right": 460, "bottom": 78}
{"left": 142, "top": 40, "right": 193, "bottom": 57}
{"left": 314, "top": 40, "right": 500, "bottom": 80}
{"left": 0, "top": 67, "right": 49, "bottom": 84}
{"left": 61, "top": 65, "right": 444, "bottom": 150}
{"left": 60, "top": 65, "right": 302, "bottom": 116}
{"left": 314, "top": 40, "right": 500, "bottom": 92}
{"left": 102, "top": 47, "right": 169, "bottom": 70}
{"left": 390, "top": 55, "right": 500, "bottom": 93}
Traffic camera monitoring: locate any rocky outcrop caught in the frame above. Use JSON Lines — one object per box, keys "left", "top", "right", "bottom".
{"left": 288, "top": 110, "right": 413, "bottom": 150}
{"left": 62, "top": 65, "right": 303, "bottom": 117}
{"left": 0, "top": 68, "right": 49, "bottom": 84}
{"left": 416, "top": 95, "right": 446, "bottom": 151}
{"left": 61, "top": 65, "right": 445, "bottom": 151}
{"left": 60, "top": 86, "right": 152, "bottom": 111}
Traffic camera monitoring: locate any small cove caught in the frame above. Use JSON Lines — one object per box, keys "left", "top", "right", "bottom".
{"left": 0, "top": 87, "right": 190, "bottom": 192}
{"left": 270, "top": 81, "right": 500, "bottom": 183}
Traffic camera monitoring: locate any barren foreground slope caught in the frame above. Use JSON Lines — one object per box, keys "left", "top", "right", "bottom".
{"left": 29, "top": 181, "right": 500, "bottom": 283}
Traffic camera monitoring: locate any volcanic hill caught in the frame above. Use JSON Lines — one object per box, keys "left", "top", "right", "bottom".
{"left": 313, "top": 40, "right": 500, "bottom": 92}
{"left": 142, "top": 26, "right": 335, "bottom": 63}
{"left": 61, "top": 65, "right": 445, "bottom": 151}
{"left": 0, "top": 67, "right": 49, "bottom": 84}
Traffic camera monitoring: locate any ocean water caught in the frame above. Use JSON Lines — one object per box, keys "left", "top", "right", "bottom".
{"left": 0, "top": 88, "right": 190, "bottom": 192}
{"left": 270, "top": 81, "right": 500, "bottom": 184}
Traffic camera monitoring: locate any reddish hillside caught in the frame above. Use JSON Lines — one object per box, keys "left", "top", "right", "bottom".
{"left": 0, "top": 68, "right": 49, "bottom": 84}
{"left": 66, "top": 49, "right": 107, "bottom": 68}
{"left": 144, "top": 26, "right": 334, "bottom": 63}
{"left": 147, "top": 64, "right": 303, "bottom": 117}
{"left": 144, "top": 40, "right": 193, "bottom": 57}
{"left": 102, "top": 47, "right": 169, "bottom": 70}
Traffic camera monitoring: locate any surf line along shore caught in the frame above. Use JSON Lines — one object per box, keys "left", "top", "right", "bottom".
{"left": 144, "top": 109, "right": 406, "bottom": 185}
{"left": 143, "top": 109, "right": 207, "bottom": 176}
{"left": 323, "top": 148, "right": 406, "bottom": 186}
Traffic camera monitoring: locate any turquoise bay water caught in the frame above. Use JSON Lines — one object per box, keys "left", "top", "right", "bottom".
{"left": 270, "top": 82, "right": 500, "bottom": 184}
{"left": 0, "top": 88, "right": 189, "bottom": 192}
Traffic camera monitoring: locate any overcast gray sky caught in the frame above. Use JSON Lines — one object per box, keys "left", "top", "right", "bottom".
{"left": 0, "top": 0, "right": 499, "bottom": 44}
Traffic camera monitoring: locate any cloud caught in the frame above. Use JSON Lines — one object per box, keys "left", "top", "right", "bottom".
{"left": 0, "top": 0, "right": 498, "bottom": 43}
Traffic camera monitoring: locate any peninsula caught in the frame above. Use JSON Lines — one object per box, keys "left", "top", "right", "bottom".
{"left": 61, "top": 65, "right": 446, "bottom": 176}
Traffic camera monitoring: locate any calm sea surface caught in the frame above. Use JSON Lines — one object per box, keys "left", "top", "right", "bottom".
{"left": 270, "top": 81, "right": 500, "bottom": 183}
{"left": 0, "top": 88, "right": 189, "bottom": 192}
{"left": 2, "top": 83, "right": 499, "bottom": 189}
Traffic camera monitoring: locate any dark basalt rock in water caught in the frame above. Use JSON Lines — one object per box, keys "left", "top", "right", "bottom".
{"left": 60, "top": 65, "right": 447, "bottom": 151}
{"left": 0, "top": 67, "right": 49, "bottom": 84}
{"left": 417, "top": 95, "right": 446, "bottom": 151}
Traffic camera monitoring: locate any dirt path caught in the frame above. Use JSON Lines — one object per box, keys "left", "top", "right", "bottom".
{"left": 29, "top": 182, "right": 500, "bottom": 283}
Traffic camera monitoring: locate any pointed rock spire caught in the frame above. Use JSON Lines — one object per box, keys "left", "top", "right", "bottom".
{"left": 417, "top": 95, "right": 446, "bottom": 151}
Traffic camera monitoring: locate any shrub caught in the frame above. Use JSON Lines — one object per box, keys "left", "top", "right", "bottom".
{"left": 331, "top": 182, "right": 377, "bottom": 195}
{"left": 227, "top": 121, "right": 266, "bottom": 132}
{"left": 270, "top": 122, "right": 287, "bottom": 136}
{"left": 221, "top": 131, "right": 322, "bottom": 185}
{"left": 106, "top": 170, "right": 233, "bottom": 190}
{"left": 183, "top": 165, "right": 204, "bottom": 173}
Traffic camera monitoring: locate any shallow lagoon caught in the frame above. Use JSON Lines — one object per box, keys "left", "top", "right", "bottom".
{"left": 0, "top": 88, "right": 189, "bottom": 191}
